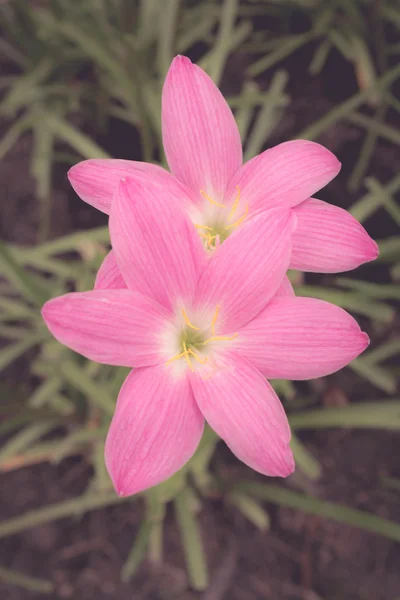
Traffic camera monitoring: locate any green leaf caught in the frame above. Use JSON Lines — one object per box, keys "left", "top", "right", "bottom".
{"left": 0, "top": 565, "right": 53, "bottom": 594}
{"left": 0, "top": 491, "right": 131, "bottom": 539}
{"left": 290, "top": 434, "right": 322, "bottom": 480}
{"left": 0, "top": 420, "right": 58, "bottom": 466}
{"left": 121, "top": 518, "right": 153, "bottom": 582}
{"left": 235, "top": 482, "right": 400, "bottom": 543}
{"left": 294, "top": 285, "right": 395, "bottom": 323}
{"left": 348, "top": 358, "right": 397, "bottom": 393}
{"left": 0, "top": 332, "right": 47, "bottom": 372}
{"left": 289, "top": 401, "right": 400, "bottom": 430}
{"left": 59, "top": 359, "right": 115, "bottom": 417}
{"left": 0, "top": 242, "right": 48, "bottom": 306}
{"left": 174, "top": 487, "right": 208, "bottom": 591}
{"left": 228, "top": 491, "right": 270, "bottom": 531}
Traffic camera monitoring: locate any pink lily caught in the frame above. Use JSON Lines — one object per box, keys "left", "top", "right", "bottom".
{"left": 69, "top": 55, "right": 377, "bottom": 275}
{"left": 42, "top": 178, "right": 369, "bottom": 497}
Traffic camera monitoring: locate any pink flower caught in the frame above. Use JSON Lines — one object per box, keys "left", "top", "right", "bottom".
{"left": 69, "top": 55, "right": 377, "bottom": 274}
{"left": 42, "top": 178, "right": 369, "bottom": 497}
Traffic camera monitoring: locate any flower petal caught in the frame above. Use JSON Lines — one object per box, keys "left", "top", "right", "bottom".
{"left": 105, "top": 366, "right": 204, "bottom": 496}
{"left": 110, "top": 176, "right": 207, "bottom": 311}
{"left": 42, "top": 289, "right": 171, "bottom": 367}
{"left": 274, "top": 275, "right": 295, "bottom": 298}
{"left": 162, "top": 55, "right": 242, "bottom": 199}
{"left": 236, "top": 297, "right": 369, "bottom": 379}
{"left": 195, "top": 208, "right": 296, "bottom": 331}
{"left": 291, "top": 198, "right": 379, "bottom": 272}
{"left": 68, "top": 159, "right": 198, "bottom": 214}
{"left": 190, "top": 352, "right": 294, "bottom": 477}
{"left": 226, "top": 140, "right": 341, "bottom": 212}
{"left": 68, "top": 159, "right": 165, "bottom": 213}
{"left": 95, "top": 250, "right": 127, "bottom": 290}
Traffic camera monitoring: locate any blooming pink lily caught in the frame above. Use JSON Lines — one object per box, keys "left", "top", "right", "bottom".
{"left": 69, "top": 55, "right": 377, "bottom": 276}
{"left": 42, "top": 177, "right": 369, "bottom": 497}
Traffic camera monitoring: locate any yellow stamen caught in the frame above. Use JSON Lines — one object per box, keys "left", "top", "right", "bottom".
{"left": 188, "top": 348, "right": 208, "bottom": 365}
{"left": 200, "top": 189, "right": 225, "bottom": 208}
{"left": 211, "top": 305, "right": 220, "bottom": 336}
{"left": 225, "top": 203, "right": 249, "bottom": 231}
{"left": 183, "top": 341, "right": 194, "bottom": 372}
{"left": 194, "top": 223, "right": 213, "bottom": 231}
{"left": 227, "top": 186, "right": 241, "bottom": 219}
{"left": 181, "top": 308, "right": 199, "bottom": 330}
{"left": 165, "top": 349, "right": 189, "bottom": 365}
{"left": 204, "top": 333, "right": 238, "bottom": 345}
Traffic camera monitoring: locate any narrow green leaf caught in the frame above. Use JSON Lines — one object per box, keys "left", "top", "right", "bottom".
{"left": 298, "top": 62, "right": 400, "bottom": 140}
{"left": 0, "top": 491, "right": 131, "bottom": 539}
{"left": 121, "top": 518, "right": 153, "bottom": 581}
{"left": 208, "top": 0, "right": 239, "bottom": 85}
{"left": 244, "top": 70, "right": 288, "bottom": 161}
{"left": 234, "top": 482, "right": 400, "bottom": 543}
{"left": 335, "top": 278, "right": 400, "bottom": 300}
{"left": 290, "top": 434, "right": 322, "bottom": 480}
{"left": 157, "top": 0, "right": 180, "bottom": 76}
{"left": 0, "top": 420, "right": 58, "bottom": 466}
{"left": 350, "top": 173, "right": 400, "bottom": 223}
{"left": 248, "top": 31, "right": 314, "bottom": 77}
{"left": 174, "top": 487, "right": 208, "bottom": 591}
{"left": 0, "top": 242, "right": 48, "bottom": 306}
{"left": 0, "top": 565, "right": 53, "bottom": 594}
{"left": 294, "top": 285, "right": 395, "bottom": 323}
{"left": 348, "top": 358, "right": 397, "bottom": 394}
{"left": 289, "top": 401, "right": 400, "bottom": 430}
{"left": 59, "top": 360, "right": 115, "bottom": 417}
{"left": 228, "top": 491, "right": 270, "bottom": 531}
{"left": 0, "top": 332, "right": 47, "bottom": 372}
{"left": 46, "top": 113, "right": 110, "bottom": 159}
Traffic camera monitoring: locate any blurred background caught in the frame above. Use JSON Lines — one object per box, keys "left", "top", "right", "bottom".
{"left": 0, "top": 1, "right": 399, "bottom": 598}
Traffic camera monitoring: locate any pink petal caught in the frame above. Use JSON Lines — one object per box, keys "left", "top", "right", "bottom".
{"left": 68, "top": 159, "right": 198, "bottom": 214}
{"left": 110, "top": 177, "right": 207, "bottom": 311}
{"left": 226, "top": 140, "right": 341, "bottom": 212}
{"left": 291, "top": 198, "right": 379, "bottom": 272}
{"left": 274, "top": 275, "right": 295, "bottom": 298}
{"left": 95, "top": 250, "right": 127, "bottom": 290}
{"left": 190, "top": 352, "right": 294, "bottom": 477}
{"left": 162, "top": 55, "right": 242, "bottom": 199}
{"left": 236, "top": 297, "right": 369, "bottom": 380}
{"left": 195, "top": 208, "right": 296, "bottom": 331}
{"left": 105, "top": 366, "right": 204, "bottom": 496}
{"left": 42, "top": 290, "right": 171, "bottom": 367}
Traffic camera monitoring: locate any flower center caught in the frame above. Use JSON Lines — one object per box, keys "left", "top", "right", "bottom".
{"left": 194, "top": 186, "right": 248, "bottom": 251}
{"left": 166, "top": 305, "right": 238, "bottom": 372}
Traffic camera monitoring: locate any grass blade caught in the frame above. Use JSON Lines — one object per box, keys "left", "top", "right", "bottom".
{"left": 174, "top": 487, "right": 208, "bottom": 591}
{"left": 234, "top": 482, "right": 400, "bottom": 543}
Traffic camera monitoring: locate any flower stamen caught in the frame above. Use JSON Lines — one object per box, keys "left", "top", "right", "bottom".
{"left": 227, "top": 186, "right": 241, "bottom": 219}
{"left": 188, "top": 347, "right": 208, "bottom": 364}
{"left": 225, "top": 203, "right": 249, "bottom": 231}
{"left": 200, "top": 189, "right": 225, "bottom": 208}
{"left": 204, "top": 333, "right": 238, "bottom": 345}
{"left": 181, "top": 308, "right": 199, "bottom": 330}
{"left": 211, "top": 304, "right": 220, "bottom": 335}
{"left": 183, "top": 341, "right": 194, "bottom": 372}
{"left": 194, "top": 223, "right": 213, "bottom": 231}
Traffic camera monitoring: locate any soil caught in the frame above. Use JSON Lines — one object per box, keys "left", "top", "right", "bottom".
{"left": 1, "top": 12, "right": 400, "bottom": 600}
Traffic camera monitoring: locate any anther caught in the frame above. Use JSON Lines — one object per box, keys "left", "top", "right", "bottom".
{"left": 204, "top": 333, "right": 238, "bottom": 345}
{"left": 225, "top": 203, "right": 249, "bottom": 231}
{"left": 181, "top": 308, "right": 199, "bottom": 330}
{"left": 211, "top": 305, "right": 220, "bottom": 335}
{"left": 188, "top": 348, "right": 208, "bottom": 365}
{"left": 200, "top": 190, "right": 225, "bottom": 208}
{"left": 183, "top": 341, "right": 194, "bottom": 372}
{"left": 227, "top": 186, "right": 241, "bottom": 219}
